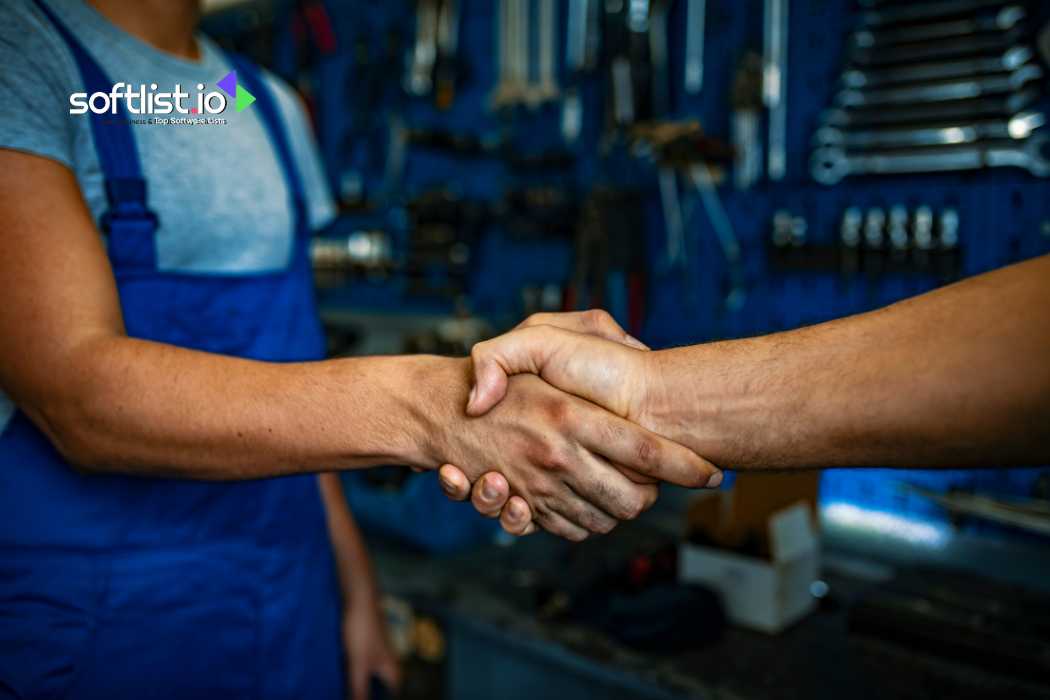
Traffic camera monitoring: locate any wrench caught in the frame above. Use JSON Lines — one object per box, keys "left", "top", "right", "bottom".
{"left": 862, "top": 0, "right": 1016, "bottom": 28}
{"left": 562, "top": 0, "right": 590, "bottom": 142}
{"left": 683, "top": 0, "right": 706, "bottom": 95}
{"left": 823, "top": 89, "right": 1039, "bottom": 128}
{"left": 659, "top": 167, "right": 685, "bottom": 266}
{"left": 649, "top": 0, "right": 672, "bottom": 116}
{"left": 811, "top": 134, "right": 1050, "bottom": 184}
{"left": 731, "top": 52, "right": 764, "bottom": 189}
{"left": 491, "top": 0, "right": 529, "bottom": 108}
{"left": 530, "top": 0, "right": 559, "bottom": 105}
{"left": 835, "top": 64, "right": 1042, "bottom": 108}
{"left": 688, "top": 164, "right": 746, "bottom": 311}
{"left": 852, "top": 6, "right": 1025, "bottom": 49}
{"left": 406, "top": 0, "right": 439, "bottom": 96}
{"left": 851, "top": 32, "right": 1017, "bottom": 67}
{"left": 841, "top": 46, "right": 1032, "bottom": 89}
{"left": 814, "top": 111, "right": 1045, "bottom": 149}
{"left": 763, "top": 0, "right": 789, "bottom": 181}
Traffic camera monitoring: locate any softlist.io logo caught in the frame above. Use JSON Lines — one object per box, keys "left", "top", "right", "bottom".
{"left": 68, "top": 70, "right": 255, "bottom": 116}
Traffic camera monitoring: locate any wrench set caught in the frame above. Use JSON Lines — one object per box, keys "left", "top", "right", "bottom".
{"left": 811, "top": 1, "right": 1050, "bottom": 184}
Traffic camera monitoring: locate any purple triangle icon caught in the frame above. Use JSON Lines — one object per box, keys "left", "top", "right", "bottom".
{"left": 217, "top": 71, "right": 237, "bottom": 97}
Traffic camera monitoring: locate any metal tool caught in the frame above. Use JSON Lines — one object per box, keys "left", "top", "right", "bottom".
{"left": 763, "top": 0, "right": 789, "bottom": 180}
{"left": 731, "top": 52, "right": 764, "bottom": 189}
{"left": 688, "top": 164, "right": 746, "bottom": 310}
{"left": 822, "top": 89, "right": 1039, "bottom": 128}
{"left": 852, "top": 5, "right": 1025, "bottom": 49}
{"left": 811, "top": 134, "right": 1050, "bottom": 184}
{"left": 814, "top": 111, "right": 1045, "bottom": 150}
{"left": 658, "top": 167, "right": 685, "bottom": 265}
{"left": 434, "top": 0, "right": 461, "bottom": 108}
{"left": 861, "top": 0, "right": 1016, "bottom": 28}
{"left": 531, "top": 0, "right": 559, "bottom": 106}
{"left": 491, "top": 0, "right": 529, "bottom": 108}
{"left": 841, "top": 46, "right": 1033, "bottom": 89}
{"left": 835, "top": 64, "right": 1042, "bottom": 109}
{"left": 851, "top": 32, "right": 1017, "bottom": 67}
{"left": 649, "top": 0, "right": 672, "bottom": 116}
{"left": 562, "top": 0, "right": 590, "bottom": 142}
{"left": 406, "top": 0, "right": 439, "bottom": 96}
{"left": 683, "top": 0, "right": 706, "bottom": 95}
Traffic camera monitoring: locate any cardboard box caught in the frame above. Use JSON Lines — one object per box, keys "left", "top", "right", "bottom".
{"left": 679, "top": 501, "right": 819, "bottom": 634}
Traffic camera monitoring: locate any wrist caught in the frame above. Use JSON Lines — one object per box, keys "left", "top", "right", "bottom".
{"left": 394, "top": 355, "right": 472, "bottom": 470}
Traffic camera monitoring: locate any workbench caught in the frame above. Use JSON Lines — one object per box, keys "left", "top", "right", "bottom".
{"left": 369, "top": 499, "right": 1050, "bottom": 700}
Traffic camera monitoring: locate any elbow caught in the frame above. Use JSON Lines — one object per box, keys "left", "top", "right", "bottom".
{"left": 25, "top": 397, "right": 118, "bottom": 474}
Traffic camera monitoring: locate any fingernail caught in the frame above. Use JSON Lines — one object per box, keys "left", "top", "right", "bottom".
{"left": 439, "top": 476, "right": 456, "bottom": 494}
{"left": 482, "top": 479, "right": 499, "bottom": 500}
{"left": 467, "top": 385, "right": 477, "bottom": 409}
{"left": 626, "top": 334, "right": 650, "bottom": 351}
{"left": 706, "top": 472, "right": 724, "bottom": 489}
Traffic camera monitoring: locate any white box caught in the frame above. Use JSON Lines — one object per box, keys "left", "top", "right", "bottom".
{"left": 678, "top": 501, "right": 819, "bottom": 634}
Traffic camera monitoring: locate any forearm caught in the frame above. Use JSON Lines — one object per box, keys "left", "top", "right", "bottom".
{"left": 646, "top": 255, "right": 1050, "bottom": 469}
{"left": 27, "top": 335, "right": 468, "bottom": 478}
{"left": 318, "top": 473, "right": 379, "bottom": 603}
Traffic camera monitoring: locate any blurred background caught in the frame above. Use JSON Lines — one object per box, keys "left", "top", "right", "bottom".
{"left": 201, "top": 1, "right": 1050, "bottom": 697}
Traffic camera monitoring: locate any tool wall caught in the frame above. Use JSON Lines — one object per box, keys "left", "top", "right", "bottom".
{"left": 206, "top": 0, "right": 1050, "bottom": 535}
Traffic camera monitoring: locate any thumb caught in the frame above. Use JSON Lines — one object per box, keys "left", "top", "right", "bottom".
{"left": 466, "top": 349, "right": 512, "bottom": 416}
{"left": 466, "top": 326, "right": 559, "bottom": 416}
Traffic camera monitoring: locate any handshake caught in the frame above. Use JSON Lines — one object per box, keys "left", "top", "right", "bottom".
{"left": 425, "top": 310, "right": 722, "bottom": 542}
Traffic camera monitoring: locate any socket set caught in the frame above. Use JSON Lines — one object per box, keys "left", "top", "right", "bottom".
{"left": 810, "top": 0, "right": 1049, "bottom": 184}
{"left": 769, "top": 204, "right": 962, "bottom": 281}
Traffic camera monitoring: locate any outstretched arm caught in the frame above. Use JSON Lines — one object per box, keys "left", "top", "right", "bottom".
{"left": 445, "top": 254, "right": 1050, "bottom": 531}
{"left": 0, "top": 150, "right": 718, "bottom": 540}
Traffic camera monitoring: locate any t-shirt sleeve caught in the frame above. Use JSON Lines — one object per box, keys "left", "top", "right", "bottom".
{"left": 0, "top": 0, "right": 79, "bottom": 168}
{"left": 263, "top": 74, "right": 338, "bottom": 233}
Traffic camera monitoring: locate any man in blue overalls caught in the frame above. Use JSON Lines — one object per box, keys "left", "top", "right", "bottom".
{"left": 0, "top": 1, "right": 719, "bottom": 697}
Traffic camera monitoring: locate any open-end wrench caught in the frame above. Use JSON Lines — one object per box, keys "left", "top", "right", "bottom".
{"left": 688, "top": 164, "right": 746, "bottom": 310}
{"left": 529, "top": 0, "right": 560, "bottom": 106}
{"left": 862, "top": 0, "right": 1016, "bottom": 28}
{"left": 763, "top": 0, "right": 789, "bottom": 181}
{"left": 683, "top": 0, "right": 706, "bottom": 95}
{"left": 835, "top": 64, "right": 1042, "bottom": 108}
{"left": 649, "top": 0, "right": 672, "bottom": 116}
{"left": 814, "top": 111, "right": 1045, "bottom": 150}
{"left": 851, "top": 32, "right": 1017, "bottom": 67}
{"left": 491, "top": 0, "right": 529, "bottom": 108}
{"left": 562, "top": 0, "right": 590, "bottom": 142}
{"left": 659, "top": 167, "right": 685, "bottom": 266}
{"left": 842, "top": 46, "right": 1032, "bottom": 89}
{"left": 853, "top": 5, "right": 1025, "bottom": 49}
{"left": 823, "top": 89, "right": 1039, "bottom": 128}
{"left": 731, "top": 51, "right": 764, "bottom": 189}
{"left": 406, "top": 0, "right": 439, "bottom": 96}
{"left": 811, "top": 134, "right": 1050, "bottom": 184}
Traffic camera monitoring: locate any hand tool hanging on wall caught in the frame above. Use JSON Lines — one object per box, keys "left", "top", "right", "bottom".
{"left": 405, "top": 0, "right": 439, "bottom": 97}
{"left": 562, "top": 0, "right": 598, "bottom": 143}
{"left": 731, "top": 52, "right": 764, "bottom": 190}
{"left": 406, "top": 0, "right": 462, "bottom": 108}
{"left": 433, "top": 0, "right": 462, "bottom": 108}
{"left": 648, "top": 0, "right": 672, "bottom": 117}
{"left": 811, "top": 0, "right": 1049, "bottom": 183}
{"left": 683, "top": 0, "right": 706, "bottom": 96}
{"left": 763, "top": 0, "right": 789, "bottom": 181}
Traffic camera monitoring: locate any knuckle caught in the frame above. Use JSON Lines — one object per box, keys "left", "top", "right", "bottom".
{"left": 584, "top": 308, "right": 611, "bottom": 329}
{"left": 520, "top": 313, "right": 546, "bottom": 329}
{"left": 634, "top": 436, "right": 660, "bottom": 470}
{"left": 620, "top": 491, "right": 647, "bottom": 520}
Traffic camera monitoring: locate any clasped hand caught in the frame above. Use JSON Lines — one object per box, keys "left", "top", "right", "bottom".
{"left": 433, "top": 311, "right": 721, "bottom": 541}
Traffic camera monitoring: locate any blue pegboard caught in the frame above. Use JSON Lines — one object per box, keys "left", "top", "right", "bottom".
{"left": 220, "top": 0, "right": 1050, "bottom": 536}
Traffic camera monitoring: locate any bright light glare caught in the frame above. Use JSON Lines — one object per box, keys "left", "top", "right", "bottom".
{"left": 822, "top": 501, "right": 950, "bottom": 548}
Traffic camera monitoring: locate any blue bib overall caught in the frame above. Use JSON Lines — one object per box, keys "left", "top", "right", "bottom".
{"left": 0, "top": 5, "right": 342, "bottom": 698}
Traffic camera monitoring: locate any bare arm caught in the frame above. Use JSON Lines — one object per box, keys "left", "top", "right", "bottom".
{"left": 467, "top": 254, "right": 1050, "bottom": 470}
{"left": 453, "top": 254, "right": 1050, "bottom": 534}
{"left": 0, "top": 151, "right": 716, "bottom": 538}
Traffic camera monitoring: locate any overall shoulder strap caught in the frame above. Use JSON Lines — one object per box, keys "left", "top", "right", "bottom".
{"left": 223, "top": 55, "right": 310, "bottom": 247}
{"left": 33, "top": 0, "right": 158, "bottom": 270}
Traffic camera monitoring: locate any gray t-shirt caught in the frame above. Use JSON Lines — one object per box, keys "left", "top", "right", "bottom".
{"left": 0, "top": 0, "right": 337, "bottom": 431}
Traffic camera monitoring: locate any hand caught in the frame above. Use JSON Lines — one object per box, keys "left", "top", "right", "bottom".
{"left": 435, "top": 311, "right": 721, "bottom": 538}
{"left": 343, "top": 589, "right": 400, "bottom": 700}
